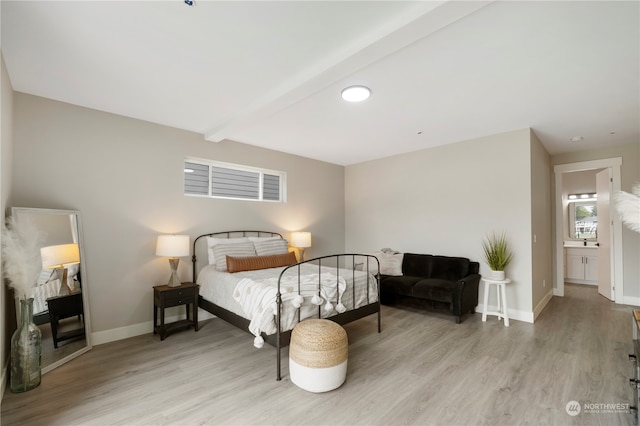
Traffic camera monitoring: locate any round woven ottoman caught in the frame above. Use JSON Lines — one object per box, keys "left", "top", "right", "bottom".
{"left": 289, "top": 319, "right": 348, "bottom": 393}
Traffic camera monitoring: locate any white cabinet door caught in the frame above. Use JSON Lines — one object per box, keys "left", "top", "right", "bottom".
{"left": 585, "top": 254, "right": 599, "bottom": 282}
{"left": 566, "top": 254, "right": 585, "bottom": 280}
{"left": 565, "top": 248, "right": 598, "bottom": 283}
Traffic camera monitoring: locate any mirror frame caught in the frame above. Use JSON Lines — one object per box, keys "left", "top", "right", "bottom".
{"left": 10, "top": 207, "right": 92, "bottom": 374}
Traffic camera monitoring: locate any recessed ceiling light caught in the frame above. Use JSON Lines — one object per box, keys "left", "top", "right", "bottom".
{"left": 341, "top": 86, "right": 371, "bottom": 103}
{"left": 609, "top": 130, "right": 616, "bottom": 135}
{"left": 569, "top": 136, "right": 584, "bottom": 142}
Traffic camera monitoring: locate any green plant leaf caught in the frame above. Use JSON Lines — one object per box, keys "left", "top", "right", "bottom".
{"left": 482, "top": 232, "right": 513, "bottom": 271}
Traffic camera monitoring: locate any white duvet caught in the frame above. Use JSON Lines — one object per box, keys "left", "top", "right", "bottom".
{"left": 197, "top": 263, "right": 378, "bottom": 347}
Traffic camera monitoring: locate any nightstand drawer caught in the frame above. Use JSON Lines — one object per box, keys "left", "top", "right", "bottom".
{"left": 162, "top": 288, "right": 196, "bottom": 307}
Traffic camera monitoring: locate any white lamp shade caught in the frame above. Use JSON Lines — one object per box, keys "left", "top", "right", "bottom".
{"left": 156, "top": 235, "right": 190, "bottom": 257}
{"left": 41, "top": 243, "right": 80, "bottom": 269}
{"left": 291, "top": 232, "right": 312, "bottom": 248}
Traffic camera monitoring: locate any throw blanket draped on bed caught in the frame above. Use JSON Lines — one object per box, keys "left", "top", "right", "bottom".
{"left": 233, "top": 272, "right": 346, "bottom": 348}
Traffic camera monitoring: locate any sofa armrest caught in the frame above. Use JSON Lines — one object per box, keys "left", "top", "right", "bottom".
{"left": 451, "top": 273, "right": 481, "bottom": 316}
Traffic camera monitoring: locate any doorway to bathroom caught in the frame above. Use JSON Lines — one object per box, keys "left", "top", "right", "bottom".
{"left": 554, "top": 157, "right": 623, "bottom": 302}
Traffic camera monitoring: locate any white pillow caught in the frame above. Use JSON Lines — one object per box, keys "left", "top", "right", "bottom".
{"left": 206, "top": 237, "right": 249, "bottom": 264}
{"left": 358, "top": 252, "right": 403, "bottom": 276}
{"left": 253, "top": 239, "right": 289, "bottom": 256}
{"left": 380, "top": 252, "right": 403, "bottom": 276}
{"left": 212, "top": 242, "right": 257, "bottom": 271}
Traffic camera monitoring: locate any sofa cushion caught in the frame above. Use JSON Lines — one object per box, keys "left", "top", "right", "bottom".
{"left": 412, "top": 278, "right": 454, "bottom": 303}
{"left": 430, "top": 256, "right": 470, "bottom": 281}
{"left": 380, "top": 275, "right": 422, "bottom": 297}
{"left": 401, "top": 253, "right": 433, "bottom": 278}
{"left": 359, "top": 252, "right": 403, "bottom": 276}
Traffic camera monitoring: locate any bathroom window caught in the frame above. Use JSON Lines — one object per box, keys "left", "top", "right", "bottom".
{"left": 569, "top": 201, "right": 598, "bottom": 239}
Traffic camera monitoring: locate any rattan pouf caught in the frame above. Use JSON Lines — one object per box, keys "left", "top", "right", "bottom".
{"left": 289, "top": 319, "right": 348, "bottom": 393}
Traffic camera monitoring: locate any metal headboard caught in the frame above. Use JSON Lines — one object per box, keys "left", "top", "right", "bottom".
{"left": 192, "top": 230, "right": 284, "bottom": 281}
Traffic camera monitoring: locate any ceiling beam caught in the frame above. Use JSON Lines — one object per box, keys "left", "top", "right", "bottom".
{"left": 204, "top": 0, "right": 494, "bottom": 143}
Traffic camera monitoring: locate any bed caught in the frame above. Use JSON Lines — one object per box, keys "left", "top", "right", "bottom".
{"left": 31, "top": 264, "right": 80, "bottom": 325}
{"left": 192, "top": 231, "right": 381, "bottom": 380}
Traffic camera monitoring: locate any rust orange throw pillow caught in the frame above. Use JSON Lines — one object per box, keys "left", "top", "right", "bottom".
{"left": 226, "top": 251, "right": 298, "bottom": 273}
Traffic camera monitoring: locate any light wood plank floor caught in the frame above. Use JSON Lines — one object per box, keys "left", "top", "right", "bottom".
{"left": 2, "top": 283, "right": 637, "bottom": 425}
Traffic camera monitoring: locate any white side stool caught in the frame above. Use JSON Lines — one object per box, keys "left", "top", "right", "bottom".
{"left": 481, "top": 278, "right": 511, "bottom": 327}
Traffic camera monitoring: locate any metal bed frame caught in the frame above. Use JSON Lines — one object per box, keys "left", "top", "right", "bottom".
{"left": 192, "top": 230, "right": 381, "bottom": 380}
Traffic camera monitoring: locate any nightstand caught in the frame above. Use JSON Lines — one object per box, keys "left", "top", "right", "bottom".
{"left": 46, "top": 290, "right": 85, "bottom": 348}
{"left": 153, "top": 282, "right": 199, "bottom": 340}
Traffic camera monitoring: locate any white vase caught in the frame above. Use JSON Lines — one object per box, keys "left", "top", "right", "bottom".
{"left": 488, "top": 270, "right": 505, "bottom": 280}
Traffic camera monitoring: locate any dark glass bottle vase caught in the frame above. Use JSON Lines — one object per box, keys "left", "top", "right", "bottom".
{"left": 10, "top": 298, "right": 42, "bottom": 393}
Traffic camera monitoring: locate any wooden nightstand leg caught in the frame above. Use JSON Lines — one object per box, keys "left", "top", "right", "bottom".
{"left": 194, "top": 300, "right": 199, "bottom": 332}
{"left": 153, "top": 304, "right": 158, "bottom": 334}
{"left": 160, "top": 306, "right": 166, "bottom": 341}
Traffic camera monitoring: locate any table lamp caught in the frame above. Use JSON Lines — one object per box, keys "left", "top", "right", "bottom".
{"left": 291, "top": 231, "right": 311, "bottom": 261}
{"left": 156, "top": 235, "right": 190, "bottom": 287}
{"left": 41, "top": 243, "right": 80, "bottom": 296}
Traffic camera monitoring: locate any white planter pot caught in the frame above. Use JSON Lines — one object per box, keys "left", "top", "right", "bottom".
{"left": 488, "top": 270, "right": 505, "bottom": 280}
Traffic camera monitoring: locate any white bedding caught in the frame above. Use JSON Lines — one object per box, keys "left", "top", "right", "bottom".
{"left": 196, "top": 262, "right": 378, "bottom": 345}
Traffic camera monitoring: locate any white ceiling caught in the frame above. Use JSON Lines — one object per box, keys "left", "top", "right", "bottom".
{"left": 2, "top": 1, "right": 639, "bottom": 166}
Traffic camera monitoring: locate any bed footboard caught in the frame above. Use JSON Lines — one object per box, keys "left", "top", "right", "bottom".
{"left": 274, "top": 253, "right": 381, "bottom": 381}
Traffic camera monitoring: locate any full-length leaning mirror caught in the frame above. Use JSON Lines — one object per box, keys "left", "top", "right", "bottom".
{"left": 10, "top": 207, "right": 92, "bottom": 373}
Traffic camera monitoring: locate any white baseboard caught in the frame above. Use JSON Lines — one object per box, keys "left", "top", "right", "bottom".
{"left": 91, "top": 309, "right": 215, "bottom": 346}
{"left": 565, "top": 279, "right": 597, "bottom": 286}
{"left": 475, "top": 303, "right": 534, "bottom": 324}
{"left": 623, "top": 295, "right": 640, "bottom": 307}
{"left": 533, "top": 290, "right": 554, "bottom": 321}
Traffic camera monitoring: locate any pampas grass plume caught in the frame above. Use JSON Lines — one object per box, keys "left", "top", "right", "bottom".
{"left": 614, "top": 183, "right": 640, "bottom": 234}
{"left": 1, "top": 216, "right": 43, "bottom": 300}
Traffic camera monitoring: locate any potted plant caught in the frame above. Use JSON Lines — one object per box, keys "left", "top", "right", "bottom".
{"left": 481, "top": 232, "right": 513, "bottom": 280}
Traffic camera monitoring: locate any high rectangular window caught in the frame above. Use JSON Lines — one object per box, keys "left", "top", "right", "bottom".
{"left": 184, "top": 158, "right": 286, "bottom": 202}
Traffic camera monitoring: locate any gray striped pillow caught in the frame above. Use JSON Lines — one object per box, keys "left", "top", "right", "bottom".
{"left": 253, "top": 239, "right": 289, "bottom": 256}
{"left": 212, "top": 242, "right": 257, "bottom": 271}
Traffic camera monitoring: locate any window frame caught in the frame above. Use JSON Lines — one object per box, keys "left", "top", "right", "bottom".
{"left": 184, "top": 157, "right": 287, "bottom": 203}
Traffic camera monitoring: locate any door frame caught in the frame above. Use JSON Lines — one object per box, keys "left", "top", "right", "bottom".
{"left": 553, "top": 157, "right": 623, "bottom": 301}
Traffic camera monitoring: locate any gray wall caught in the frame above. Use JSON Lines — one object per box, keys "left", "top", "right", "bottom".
{"left": 552, "top": 142, "right": 640, "bottom": 301}
{"left": 11, "top": 93, "right": 346, "bottom": 339}
{"left": 530, "top": 130, "right": 553, "bottom": 317}
{"left": 345, "top": 128, "right": 542, "bottom": 321}
{"left": 1, "top": 50, "right": 15, "bottom": 397}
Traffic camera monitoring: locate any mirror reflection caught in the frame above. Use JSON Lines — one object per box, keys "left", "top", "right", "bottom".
{"left": 568, "top": 200, "right": 598, "bottom": 240}
{"left": 11, "top": 207, "right": 92, "bottom": 373}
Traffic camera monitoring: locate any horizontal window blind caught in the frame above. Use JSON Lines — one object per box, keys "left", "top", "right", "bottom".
{"left": 184, "top": 162, "right": 209, "bottom": 196}
{"left": 263, "top": 174, "right": 280, "bottom": 201}
{"left": 184, "top": 159, "right": 285, "bottom": 202}
{"left": 211, "top": 166, "right": 259, "bottom": 199}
